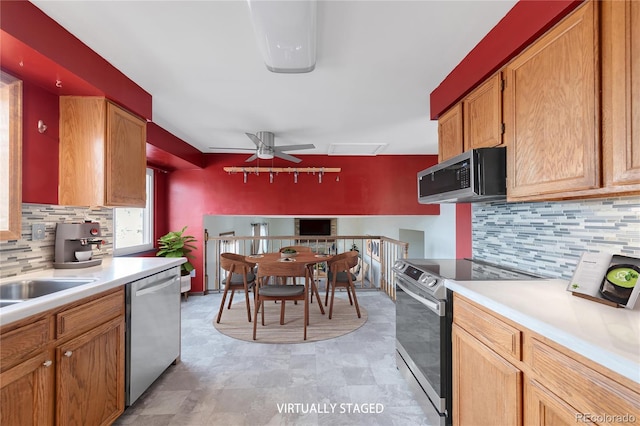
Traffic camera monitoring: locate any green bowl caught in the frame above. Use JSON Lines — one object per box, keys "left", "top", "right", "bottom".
{"left": 606, "top": 265, "right": 639, "bottom": 288}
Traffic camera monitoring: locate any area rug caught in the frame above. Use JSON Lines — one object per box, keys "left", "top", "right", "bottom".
{"left": 213, "top": 297, "right": 368, "bottom": 343}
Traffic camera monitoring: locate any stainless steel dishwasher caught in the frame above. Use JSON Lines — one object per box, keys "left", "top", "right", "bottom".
{"left": 125, "top": 266, "right": 181, "bottom": 405}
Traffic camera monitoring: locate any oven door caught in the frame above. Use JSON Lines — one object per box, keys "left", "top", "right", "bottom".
{"left": 395, "top": 275, "right": 451, "bottom": 423}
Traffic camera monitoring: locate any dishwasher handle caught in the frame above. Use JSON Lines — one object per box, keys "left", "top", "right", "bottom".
{"left": 135, "top": 275, "right": 179, "bottom": 297}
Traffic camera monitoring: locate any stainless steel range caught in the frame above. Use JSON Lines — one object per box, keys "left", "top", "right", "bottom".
{"left": 392, "top": 258, "right": 538, "bottom": 426}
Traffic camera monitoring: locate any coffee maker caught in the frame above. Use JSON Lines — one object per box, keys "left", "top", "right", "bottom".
{"left": 53, "top": 222, "right": 104, "bottom": 269}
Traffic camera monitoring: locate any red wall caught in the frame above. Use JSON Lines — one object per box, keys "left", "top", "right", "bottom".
{"left": 22, "top": 81, "right": 60, "bottom": 204}
{"left": 163, "top": 154, "right": 440, "bottom": 292}
{"left": 196, "top": 154, "right": 439, "bottom": 216}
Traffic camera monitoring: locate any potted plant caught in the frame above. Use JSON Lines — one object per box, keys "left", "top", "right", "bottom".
{"left": 156, "top": 226, "right": 197, "bottom": 298}
{"left": 281, "top": 248, "right": 298, "bottom": 259}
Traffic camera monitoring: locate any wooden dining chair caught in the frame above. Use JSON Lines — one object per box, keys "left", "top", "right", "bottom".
{"left": 253, "top": 260, "right": 310, "bottom": 340}
{"left": 326, "top": 251, "right": 361, "bottom": 319}
{"left": 217, "top": 253, "right": 256, "bottom": 323}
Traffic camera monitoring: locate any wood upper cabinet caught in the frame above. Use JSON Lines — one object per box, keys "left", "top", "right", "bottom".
{"left": 601, "top": 0, "right": 640, "bottom": 188}
{"left": 504, "top": 0, "right": 600, "bottom": 200}
{"left": 59, "top": 97, "right": 146, "bottom": 207}
{"left": 438, "top": 103, "right": 463, "bottom": 162}
{"left": 463, "top": 72, "right": 504, "bottom": 151}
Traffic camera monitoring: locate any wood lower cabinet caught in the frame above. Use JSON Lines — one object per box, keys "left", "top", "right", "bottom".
{"left": 59, "top": 97, "right": 146, "bottom": 207}
{"left": 0, "top": 351, "right": 54, "bottom": 426}
{"left": 453, "top": 293, "right": 640, "bottom": 426}
{"left": 57, "top": 317, "right": 124, "bottom": 426}
{"left": 438, "top": 103, "right": 463, "bottom": 163}
{"left": 452, "top": 324, "right": 522, "bottom": 426}
{"left": 525, "top": 379, "right": 583, "bottom": 426}
{"left": 0, "top": 288, "right": 125, "bottom": 426}
{"left": 463, "top": 72, "right": 503, "bottom": 151}
{"left": 504, "top": 0, "right": 600, "bottom": 200}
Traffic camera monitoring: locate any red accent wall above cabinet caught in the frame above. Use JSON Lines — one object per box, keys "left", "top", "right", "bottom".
{"left": 146, "top": 123, "right": 205, "bottom": 170}
{"left": 21, "top": 81, "right": 59, "bottom": 204}
{"left": 430, "top": 0, "right": 583, "bottom": 119}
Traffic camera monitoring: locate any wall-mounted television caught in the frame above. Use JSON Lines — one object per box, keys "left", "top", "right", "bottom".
{"left": 298, "top": 219, "right": 332, "bottom": 236}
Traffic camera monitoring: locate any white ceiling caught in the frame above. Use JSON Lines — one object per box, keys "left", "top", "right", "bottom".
{"left": 31, "top": 0, "right": 516, "bottom": 158}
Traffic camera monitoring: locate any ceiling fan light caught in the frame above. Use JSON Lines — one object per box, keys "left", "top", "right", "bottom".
{"left": 257, "top": 145, "right": 274, "bottom": 160}
{"left": 247, "top": 0, "right": 317, "bottom": 73}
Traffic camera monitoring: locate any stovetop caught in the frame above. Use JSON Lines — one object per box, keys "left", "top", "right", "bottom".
{"left": 400, "top": 258, "right": 539, "bottom": 282}
{"left": 393, "top": 258, "right": 539, "bottom": 300}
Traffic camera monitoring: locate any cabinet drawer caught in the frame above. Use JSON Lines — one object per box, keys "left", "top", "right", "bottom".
{"left": 528, "top": 337, "right": 640, "bottom": 424}
{"left": 57, "top": 290, "right": 124, "bottom": 339}
{"left": 0, "top": 318, "right": 50, "bottom": 371}
{"left": 454, "top": 295, "right": 521, "bottom": 362}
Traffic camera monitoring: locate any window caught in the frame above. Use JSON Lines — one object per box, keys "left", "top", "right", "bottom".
{"left": 114, "top": 168, "right": 154, "bottom": 255}
{"left": 251, "top": 222, "right": 268, "bottom": 254}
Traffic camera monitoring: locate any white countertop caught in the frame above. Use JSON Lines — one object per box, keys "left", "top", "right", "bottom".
{"left": 445, "top": 278, "right": 640, "bottom": 384}
{"left": 0, "top": 257, "right": 186, "bottom": 326}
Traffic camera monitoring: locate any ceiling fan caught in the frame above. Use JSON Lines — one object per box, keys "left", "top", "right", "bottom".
{"left": 211, "top": 131, "right": 315, "bottom": 163}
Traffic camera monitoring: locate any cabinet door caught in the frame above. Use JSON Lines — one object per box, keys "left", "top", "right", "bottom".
{"left": 105, "top": 102, "right": 146, "bottom": 207}
{"left": 452, "top": 324, "right": 522, "bottom": 426}
{"left": 602, "top": 0, "right": 640, "bottom": 187}
{"left": 464, "top": 72, "right": 503, "bottom": 151}
{"left": 59, "top": 97, "right": 107, "bottom": 206}
{"left": 0, "top": 352, "right": 54, "bottom": 426}
{"left": 438, "top": 103, "right": 463, "bottom": 162}
{"left": 56, "top": 317, "right": 125, "bottom": 426}
{"left": 525, "top": 380, "right": 589, "bottom": 426}
{"left": 504, "top": 1, "right": 599, "bottom": 199}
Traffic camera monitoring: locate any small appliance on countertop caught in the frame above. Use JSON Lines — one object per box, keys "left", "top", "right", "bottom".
{"left": 53, "top": 222, "right": 104, "bottom": 269}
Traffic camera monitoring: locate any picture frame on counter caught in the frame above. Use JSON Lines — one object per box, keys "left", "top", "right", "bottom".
{"left": 568, "top": 252, "right": 640, "bottom": 309}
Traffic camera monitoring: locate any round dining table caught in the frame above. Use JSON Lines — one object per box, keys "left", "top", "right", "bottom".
{"left": 246, "top": 252, "right": 333, "bottom": 315}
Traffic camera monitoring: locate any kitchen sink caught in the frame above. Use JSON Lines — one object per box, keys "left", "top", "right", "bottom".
{"left": 0, "top": 278, "right": 97, "bottom": 306}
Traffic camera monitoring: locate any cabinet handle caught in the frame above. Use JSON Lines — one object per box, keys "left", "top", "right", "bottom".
{"left": 43, "top": 360, "right": 53, "bottom": 367}
{"left": 64, "top": 350, "right": 73, "bottom": 357}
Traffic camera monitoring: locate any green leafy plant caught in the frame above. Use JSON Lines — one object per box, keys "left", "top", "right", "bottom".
{"left": 156, "top": 226, "right": 197, "bottom": 276}
{"left": 282, "top": 248, "right": 297, "bottom": 254}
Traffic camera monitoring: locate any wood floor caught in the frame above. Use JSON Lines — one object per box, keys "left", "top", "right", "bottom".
{"left": 113, "top": 291, "right": 430, "bottom": 425}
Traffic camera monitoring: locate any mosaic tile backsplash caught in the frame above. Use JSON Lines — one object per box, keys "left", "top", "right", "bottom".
{"left": 472, "top": 196, "right": 640, "bottom": 280}
{"left": 0, "top": 204, "right": 113, "bottom": 278}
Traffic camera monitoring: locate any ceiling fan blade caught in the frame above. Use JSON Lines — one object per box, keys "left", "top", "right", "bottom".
{"left": 274, "top": 151, "right": 302, "bottom": 163}
{"left": 245, "top": 154, "right": 258, "bottom": 162}
{"left": 208, "top": 147, "right": 255, "bottom": 151}
{"left": 245, "top": 133, "right": 263, "bottom": 147}
{"left": 274, "top": 143, "right": 315, "bottom": 152}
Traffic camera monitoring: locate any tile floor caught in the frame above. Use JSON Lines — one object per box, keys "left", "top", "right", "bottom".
{"left": 114, "top": 291, "right": 430, "bottom": 426}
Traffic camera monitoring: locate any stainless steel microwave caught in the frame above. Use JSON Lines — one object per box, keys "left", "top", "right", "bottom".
{"left": 418, "top": 147, "right": 506, "bottom": 204}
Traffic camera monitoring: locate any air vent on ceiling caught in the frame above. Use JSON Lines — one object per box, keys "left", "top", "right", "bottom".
{"left": 328, "top": 143, "right": 387, "bottom": 156}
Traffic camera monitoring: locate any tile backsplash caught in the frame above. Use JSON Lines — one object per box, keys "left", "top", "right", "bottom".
{"left": 472, "top": 196, "right": 640, "bottom": 279}
{"left": 0, "top": 203, "right": 113, "bottom": 278}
